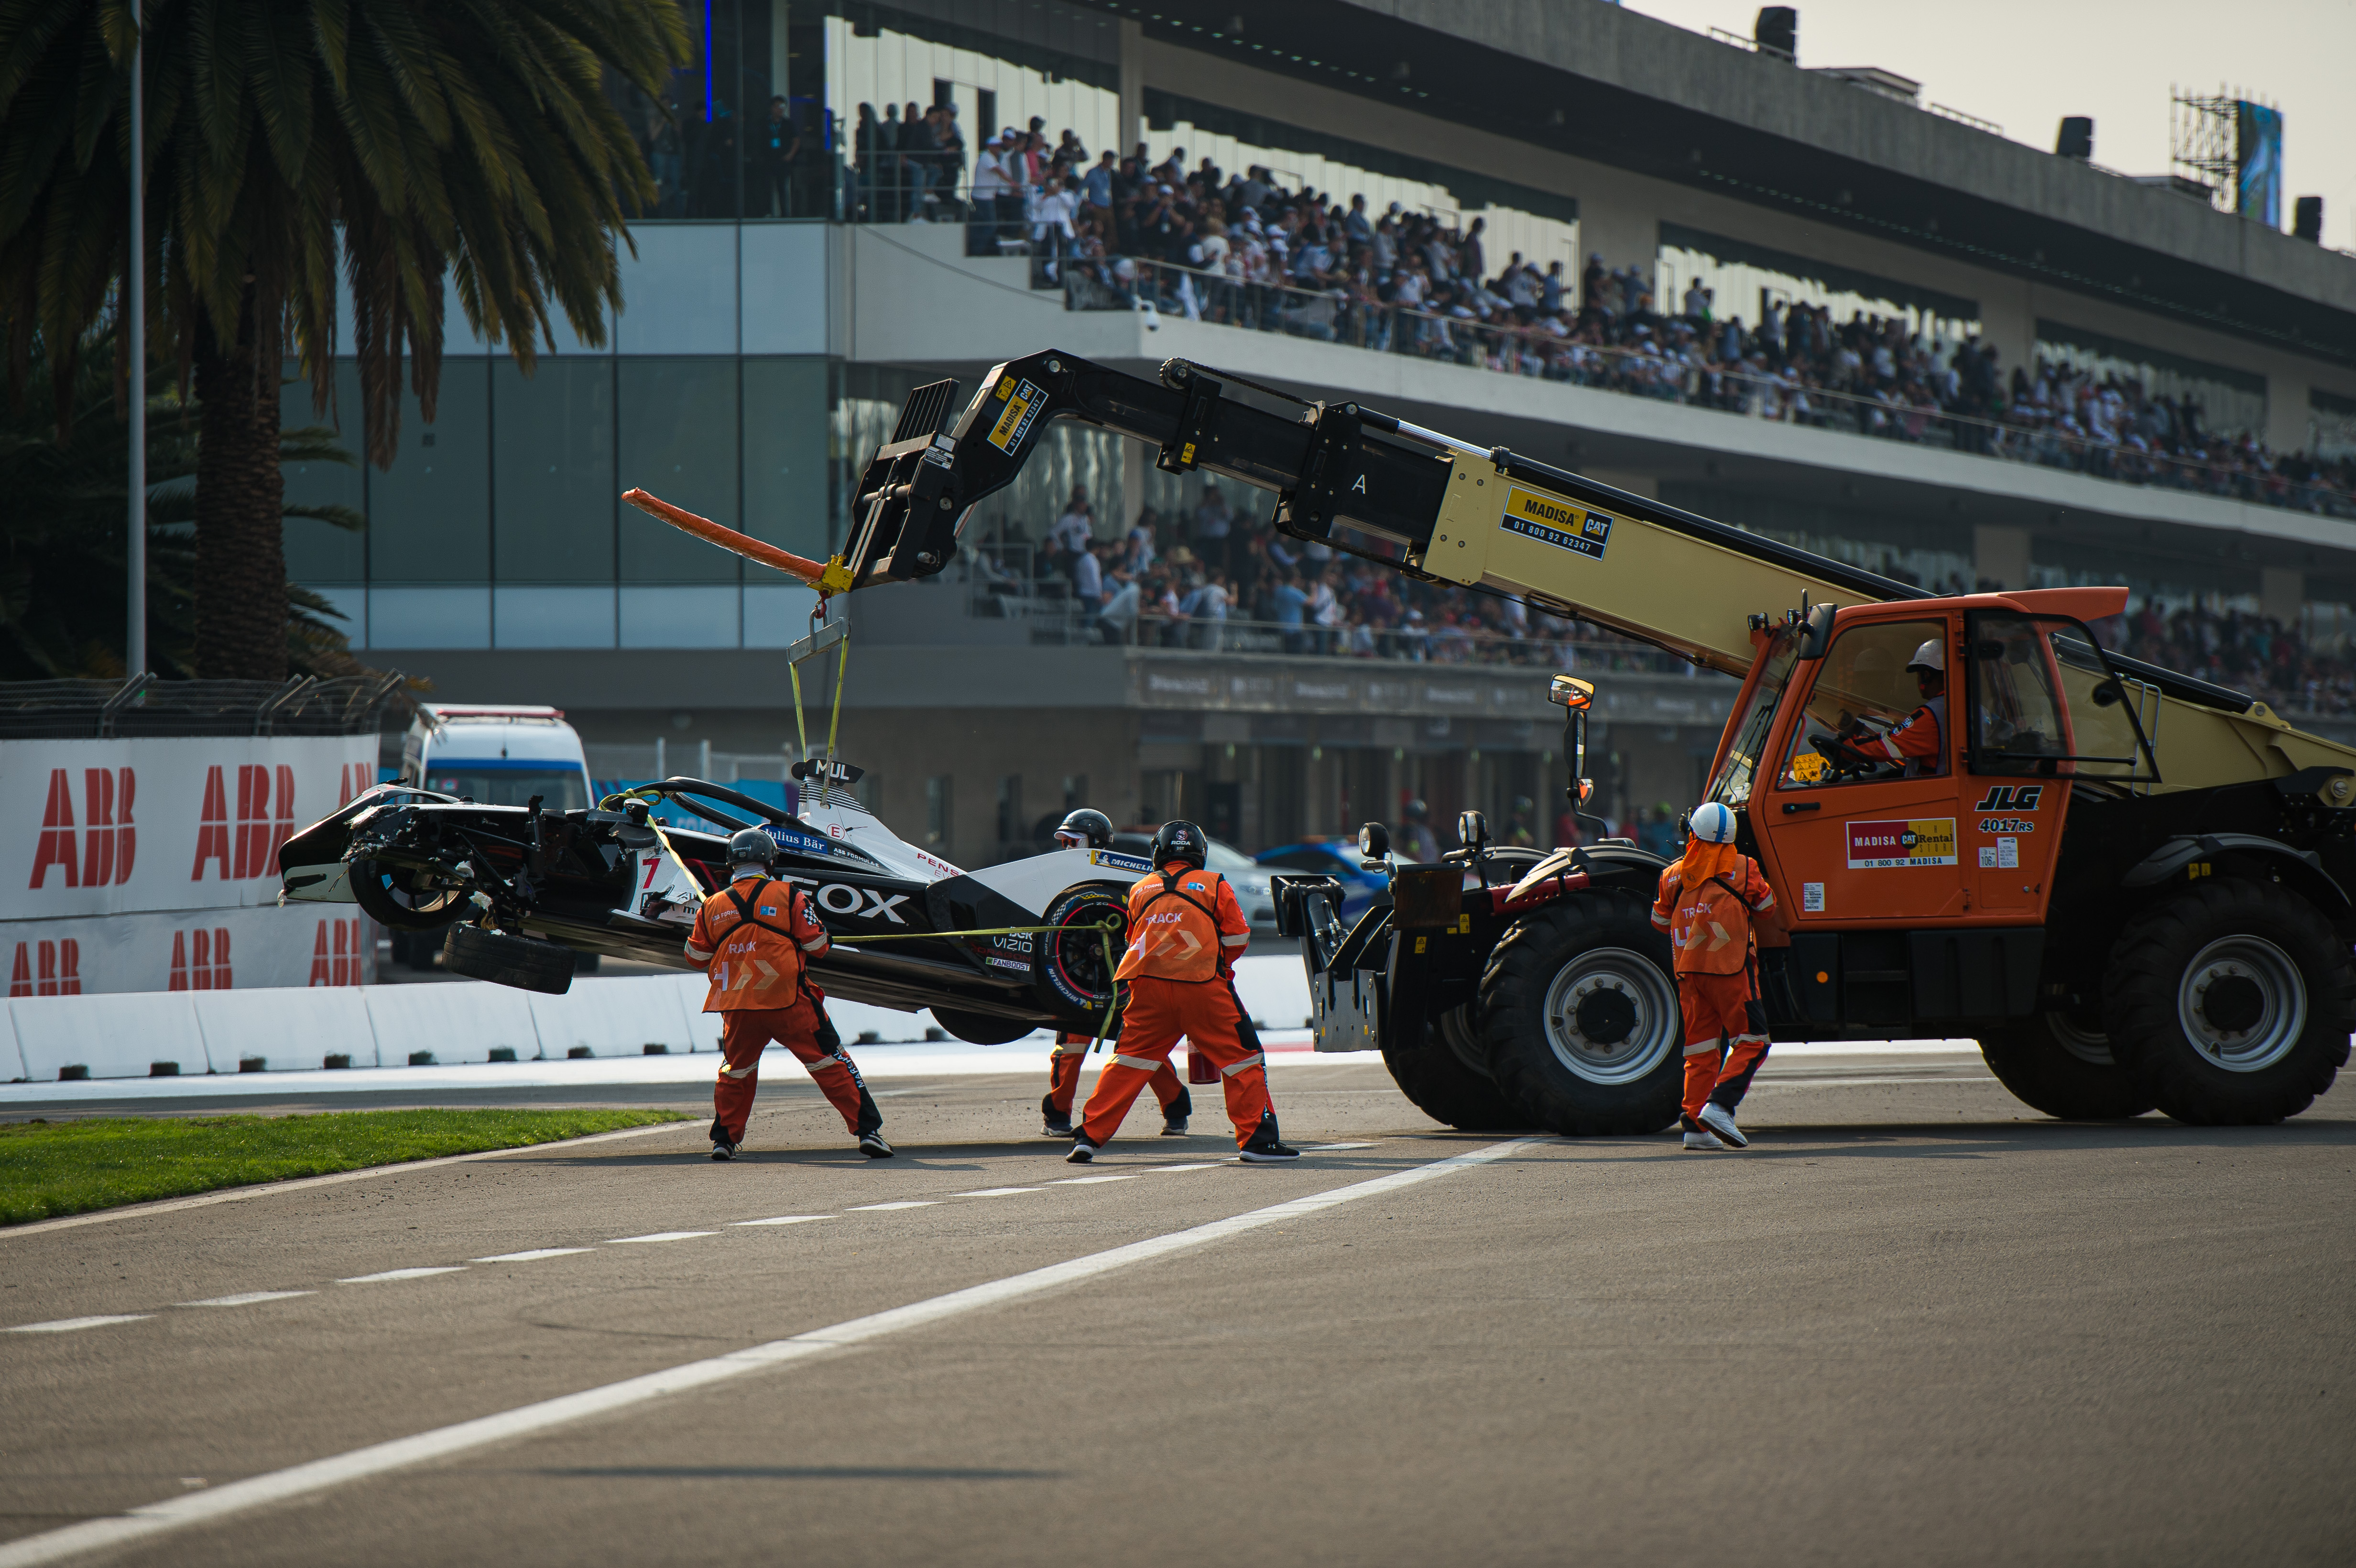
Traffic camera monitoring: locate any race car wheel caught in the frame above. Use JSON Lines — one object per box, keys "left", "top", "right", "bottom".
{"left": 1381, "top": 1017, "right": 1524, "bottom": 1132}
{"left": 928, "top": 1006, "right": 1036, "bottom": 1046}
{"left": 443, "top": 924, "right": 576, "bottom": 996}
{"left": 2103, "top": 879, "right": 2353, "bottom": 1125}
{"left": 1039, "top": 885, "right": 1128, "bottom": 1015}
{"left": 1976, "top": 1012, "right": 2154, "bottom": 1121}
{"left": 349, "top": 857, "right": 468, "bottom": 933}
{"left": 1478, "top": 893, "right": 1682, "bottom": 1136}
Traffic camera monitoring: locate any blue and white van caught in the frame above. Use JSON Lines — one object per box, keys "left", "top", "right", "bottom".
{"left": 398, "top": 705, "right": 593, "bottom": 812}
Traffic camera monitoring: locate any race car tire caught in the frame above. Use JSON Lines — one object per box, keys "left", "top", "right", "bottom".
{"left": 1976, "top": 1013, "right": 2153, "bottom": 1121}
{"left": 349, "top": 857, "right": 468, "bottom": 933}
{"left": 1039, "top": 885, "right": 1128, "bottom": 1016}
{"left": 1477, "top": 893, "right": 1682, "bottom": 1136}
{"left": 1380, "top": 1016, "right": 1524, "bottom": 1132}
{"left": 443, "top": 924, "right": 576, "bottom": 996}
{"left": 2103, "top": 879, "right": 2353, "bottom": 1125}
{"left": 929, "top": 1006, "right": 1035, "bottom": 1046}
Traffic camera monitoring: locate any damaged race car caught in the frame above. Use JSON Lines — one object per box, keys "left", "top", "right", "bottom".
{"left": 277, "top": 773, "right": 1146, "bottom": 1044}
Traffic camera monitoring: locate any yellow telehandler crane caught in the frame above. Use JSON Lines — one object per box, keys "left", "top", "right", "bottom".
{"left": 795, "top": 350, "right": 2356, "bottom": 1130}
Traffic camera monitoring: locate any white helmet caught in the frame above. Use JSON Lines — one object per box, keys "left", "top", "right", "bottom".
{"left": 1689, "top": 801, "right": 1738, "bottom": 844}
{"left": 1906, "top": 639, "right": 1945, "bottom": 674}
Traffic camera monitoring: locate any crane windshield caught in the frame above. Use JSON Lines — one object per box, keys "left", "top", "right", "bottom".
{"left": 1702, "top": 630, "right": 1800, "bottom": 808}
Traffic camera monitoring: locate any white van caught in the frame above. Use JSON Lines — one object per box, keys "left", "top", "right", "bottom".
{"left": 398, "top": 705, "right": 594, "bottom": 811}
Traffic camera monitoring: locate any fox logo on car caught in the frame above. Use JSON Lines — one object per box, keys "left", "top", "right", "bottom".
{"left": 780, "top": 877, "right": 912, "bottom": 925}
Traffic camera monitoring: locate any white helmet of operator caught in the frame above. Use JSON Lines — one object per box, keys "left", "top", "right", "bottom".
{"left": 1906, "top": 639, "right": 1945, "bottom": 674}
{"left": 1688, "top": 801, "right": 1738, "bottom": 845}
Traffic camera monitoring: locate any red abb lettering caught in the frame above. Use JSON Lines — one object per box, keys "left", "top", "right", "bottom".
{"left": 211, "top": 927, "right": 231, "bottom": 988}
{"left": 30, "top": 938, "right": 78, "bottom": 996}
{"left": 273, "top": 764, "right": 295, "bottom": 872}
{"left": 309, "top": 919, "right": 333, "bottom": 986}
{"left": 170, "top": 928, "right": 188, "bottom": 991}
{"left": 192, "top": 766, "right": 232, "bottom": 881}
{"left": 8, "top": 942, "right": 29, "bottom": 997}
{"left": 30, "top": 769, "right": 77, "bottom": 889}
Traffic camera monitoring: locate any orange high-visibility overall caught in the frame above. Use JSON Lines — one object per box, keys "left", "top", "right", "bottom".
{"left": 1048, "top": 1033, "right": 1186, "bottom": 1117}
{"left": 686, "top": 874, "right": 879, "bottom": 1143}
{"left": 1651, "top": 845, "right": 1778, "bottom": 1121}
{"left": 1079, "top": 862, "right": 1270, "bottom": 1148}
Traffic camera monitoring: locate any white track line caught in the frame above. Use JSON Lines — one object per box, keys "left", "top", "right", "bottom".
{"left": 730, "top": 1216, "right": 833, "bottom": 1227}
{"left": 1143, "top": 1163, "right": 1219, "bottom": 1173}
{"left": 3, "top": 1315, "right": 151, "bottom": 1335}
{"left": 470, "top": 1250, "right": 592, "bottom": 1264}
{"left": 951, "top": 1187, "right": 1042, "bottom": 1198}
{"left": 0, "top": 1136, "right": 1536, "bottom": 1568}
{"left": 846, "top": 1200, "right": 936, "bottom": 1211}
{"left": 1052, "top": 1173, "right": 1145, "bottom": 1184}
{"left": 0, "top": 1122, "right": 693, "bottom": 1241}
{"left": 336, "top": 1268, "right": 464, "bottom": 1285}
{"left": 603, "top": 1231, "right": 716, "bottom": 1245}
{"left": 176, "top": 1292, "right": 314, "bottom": 1308}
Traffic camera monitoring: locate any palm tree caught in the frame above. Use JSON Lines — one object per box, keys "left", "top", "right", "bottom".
{"left": 0, "top": 0, "right": 690, "bottom": 678}
{"left": 0, "top": 325, "right": 362, "bottom": 681}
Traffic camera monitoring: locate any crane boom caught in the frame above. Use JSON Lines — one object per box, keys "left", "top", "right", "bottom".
{"left": 838, "top": 348, "right": 2345, "bottom": 792}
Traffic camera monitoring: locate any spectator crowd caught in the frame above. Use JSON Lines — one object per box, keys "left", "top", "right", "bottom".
{"left": 848, "top": 121, "right": 2356, "bottom": 713}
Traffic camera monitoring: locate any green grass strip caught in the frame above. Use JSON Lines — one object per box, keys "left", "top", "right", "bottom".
{"left": 0, "top": 1109, "right": 692, "bottom": 1226}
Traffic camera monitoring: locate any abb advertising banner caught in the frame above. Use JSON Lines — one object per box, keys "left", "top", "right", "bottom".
{"left": 5, "top": 904, "right": 372, "bottom": 997}
{"left": 3, "top": 735, "right": 376, "bottom": 920}
{"left": 2, "top": 734, "right": 377, "bottom": 995}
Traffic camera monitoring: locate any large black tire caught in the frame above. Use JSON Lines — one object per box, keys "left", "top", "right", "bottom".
{"left": 930, "top": 1006, "right": 1036, "bottom": 1046}
{"left": 442, "top": 924, "right": 576, "bottom": 995}
{"left": 349, "top": 857, "right": 468, "bottom": 934}
{"left": 2103, "top": 879, "right": 2354, "bottom": 1125}
{"left": 1478, "top": 893, "right": 1682, "bottom": 1136}
{"left": 1977, "top": 1013, "right": 2154, "bottom": 1121}
{"left": 1380, "top": 1015, "right": 1524, "bottom": 1131}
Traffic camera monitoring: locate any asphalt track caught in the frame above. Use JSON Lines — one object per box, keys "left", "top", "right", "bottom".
{"left": 3, "top": 1055, "right": 2352, "bottom": 1566}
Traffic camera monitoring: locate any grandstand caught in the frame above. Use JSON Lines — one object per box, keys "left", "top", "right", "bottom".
{"left": 291, "top": 0, "right": 2356, "bottom": 857}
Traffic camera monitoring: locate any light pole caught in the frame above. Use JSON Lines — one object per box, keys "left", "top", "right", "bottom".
{"left": 125, "top": 21, "right": 145, "bottom": 679}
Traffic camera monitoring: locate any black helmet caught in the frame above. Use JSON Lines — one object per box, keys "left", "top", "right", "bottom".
{"left": 1404, "top": 798, "right": 1429, "bottom": 821}
{"left": 1148, "top": 818, "right": 1208, "bottom": 870}
{"left": 726, "top": 827, "right": 778, "bottom": 871}
{"left": 1055, "top": 807, "right": 1114, "bottom": 850}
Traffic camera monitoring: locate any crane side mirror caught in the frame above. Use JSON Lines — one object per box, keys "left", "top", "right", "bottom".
{"left": 1547, "top": 675, "right": 1595, "bottom": 709}
{"left": 1796, "top": 602, "right": 1839, "bottom": 660}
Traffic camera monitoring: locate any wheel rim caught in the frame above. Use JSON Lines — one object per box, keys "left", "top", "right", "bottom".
{"left": 2176, "top": 935, "right": 2307, "bottom": 1073}
{"left": 1540, "top": 947, "right": 1680, "bottom": 1086}
{"left": 2047, "top": 1012, "right": 2116, "bottom": 1067}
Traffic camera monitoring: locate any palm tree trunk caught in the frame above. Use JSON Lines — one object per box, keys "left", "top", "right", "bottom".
{"left": 192, "top": 288, "right": 286, "bottom": 681}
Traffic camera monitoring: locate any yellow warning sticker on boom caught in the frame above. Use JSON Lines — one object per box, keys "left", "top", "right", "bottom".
{"left": 1498, "top": 484, "right": 1612, "bottom": 561}
{"left": 987, "top": 378, "right": 1044, "bottom": 453}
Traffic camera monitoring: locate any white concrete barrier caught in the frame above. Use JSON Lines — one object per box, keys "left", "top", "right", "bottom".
{"left": 193, "top": 987, "right": 380, "bottom": 1073}
{"left": 11, "top": 991, "right": 210, "bottom": 1081}
{"left": 363, "top": 982, "right": 541, "bottom": 1065}
{"left": 0, "top": 958, "right": 1324, "bottom": 1080}
{"left": 528, "top": 976, "right": 700, "bottom": 1059}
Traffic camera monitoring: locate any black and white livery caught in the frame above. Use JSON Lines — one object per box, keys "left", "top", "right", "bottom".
{"left": 277, "top": 775, "right": 1150, "bottom": 1043}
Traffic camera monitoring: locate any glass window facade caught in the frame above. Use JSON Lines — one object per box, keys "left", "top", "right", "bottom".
{"left": 493, "top": 358, "right": 616, "bottom": 584}
{"left": 368, "top": 360, "right": 491, "bottom": 584}
{"left": 743, "top": 356, "right": 835, "bottom": 567}
{"left": 1657, "top": 225, "right": 1981, "bottom": 347}
{"left": 2312, "top": 388, "right": 2356, "bottom": 462}
{"left": 279, "top": 360, "right": 366, "bottom": 586}
{"left": 2034, "top": 320, "right": 2268, "bottom": 443}
{"left": 618, "top": 359, "right": 742, "bottom": 582}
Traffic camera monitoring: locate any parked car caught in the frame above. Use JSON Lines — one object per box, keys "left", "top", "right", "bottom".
{"left": 1110, "top": 831, "right": 1280, "bottom": 935}
{"left": 1255, "top": 839, "right": 1393, "bottom": 922}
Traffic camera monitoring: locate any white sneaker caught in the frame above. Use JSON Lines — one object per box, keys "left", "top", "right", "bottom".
{"left": 1698, "top": 1102, "right": 1748, "bottom": 1149}
{"left": 1680, "top": 1117, "right": 1724, "bottom": 1151}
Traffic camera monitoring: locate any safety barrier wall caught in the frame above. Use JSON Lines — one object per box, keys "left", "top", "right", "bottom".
{"left": 0, "top": 956, "right": 1318, "bottom": 1083}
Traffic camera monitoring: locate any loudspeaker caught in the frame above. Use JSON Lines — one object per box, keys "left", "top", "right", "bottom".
{"left": 1754, "top": 6, "right": 1797, "bottom": 60}
{"left": 2055, "top": 116, "right": 2094, "bottom": 160}
{"left": 2294, "top": 196, "right": 2323, "bottom": 241}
